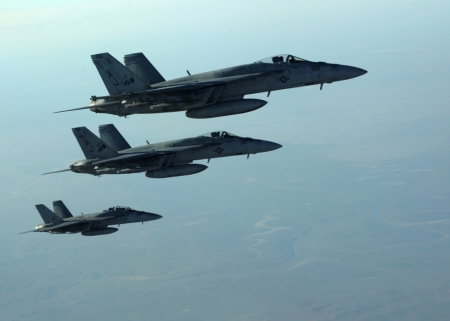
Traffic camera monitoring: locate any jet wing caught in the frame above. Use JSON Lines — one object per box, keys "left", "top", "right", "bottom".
{"left": 92, "top": 72, "right": 281, "bottom": 101}
{"left": 91, "top": 152, "right": 172, "bottom": 166}
{"left": 151, "top": 72, "right": 283, "bottom": 92}
{"left": 91, "top": 82, "right": 223, "bottom": 101}
{"left": 92, "top": 144, "right": 221, "bottom": 166}
{"left": 155, "top": 143, "right": 221, "bottom": 153}
{"left": 56, "top": 71, "right": 285, "bottom": 114}
{"left": 18, "top": 230, "right": 36, "bottom": 234}
{"left": 146, "top": 71, "right": 276, "bottom": 91}
{"left": 20, "top": 217, "right": 118, "bottom": 234}
{"left": 43, "top": 217, "right": 116, "bottom": 231}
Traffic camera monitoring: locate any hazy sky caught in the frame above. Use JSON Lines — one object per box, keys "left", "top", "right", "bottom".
{"left": 1, "top": 1, "right": 450, "bottom": 320}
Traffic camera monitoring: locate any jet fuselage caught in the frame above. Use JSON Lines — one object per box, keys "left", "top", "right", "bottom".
{"left": 84, "top": 54, "right": 366, "bottom": 117}
{"left": 29, "top": 206, "right": 162, "bottom": 235}
{"left": 70, "top": 131, "right": 281, "bottom": 177}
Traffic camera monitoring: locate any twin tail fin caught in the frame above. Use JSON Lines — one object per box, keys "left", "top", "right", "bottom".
{"left": 36, "top": 204, "right": 64, "bottom": 225}
{"left": 72, "top": 127, "right": 119, "bottom": 159}
{"left": 91, "top": 53, "right": 149, "bottom": 95}
{"left": 53, "top": 200, "right": 73, "bottom": 219}
{"left": 124, "top": 53, "right": 165, "bottom": 85}
{"left": 99, "top": 124, "right": 131, "bottom": 151}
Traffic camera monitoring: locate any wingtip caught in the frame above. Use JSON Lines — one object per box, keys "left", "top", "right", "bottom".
{"left": 42, "top": 169, "right": 71, "bottom": 175}
{"left": 54, "top": 106, "right": 93, "bottom": 114}
{"left": 18, "top": 230, "right": 34, "bottom": 234}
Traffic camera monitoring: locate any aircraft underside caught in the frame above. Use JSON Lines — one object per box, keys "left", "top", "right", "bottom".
{"left": 92, "top": 97, "right": 268, "bottom": 118}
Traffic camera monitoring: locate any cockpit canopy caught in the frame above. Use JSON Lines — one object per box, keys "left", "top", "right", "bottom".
{"left": 200, "top": 131, "right": 237, "bottom": 139}
{"left": 107, "top": 206, "right": 133, "bottom": 211}
{"left": 255, "top": 54, "right": 307, "bottom": 64}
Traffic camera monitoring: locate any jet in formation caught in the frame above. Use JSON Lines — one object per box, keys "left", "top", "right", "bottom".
{"left": 19, "top": 200, "right": 162, "bottom": 236}
{"left": 43, "top": 124, "right": 281, "bottom": 178}
{"left": 56, "top": 52, "right": 367, "bottom": 118}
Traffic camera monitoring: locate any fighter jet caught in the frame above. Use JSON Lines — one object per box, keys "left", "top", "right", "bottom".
{"left": 56, "top": 52, "right": 367, "bottom": 118}
{"left": 19, "top": 201, "right": 162, "bottom": 236}
{"left": 43, "top": 124, "right": 281, "bottom": 178}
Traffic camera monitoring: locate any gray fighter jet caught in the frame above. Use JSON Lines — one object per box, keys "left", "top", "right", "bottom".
{"left": 43, "top": 124, "right": 281, "bottom": 178}
{"left": 19, "top": 201, "right": 162, "bottom": 236}
{"left": 56, "top": 52, "right": 367, "bottom": 118}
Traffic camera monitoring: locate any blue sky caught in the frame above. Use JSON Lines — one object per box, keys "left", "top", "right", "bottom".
{"left": 1, "top": 1, "right": 450, "bottom": 320}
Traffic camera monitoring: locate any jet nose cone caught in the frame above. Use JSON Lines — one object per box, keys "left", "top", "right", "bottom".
{"left": 152, "top": 214, "right": 163, "bottom": 220}
{"left": 356, "top": 67, "right": 367, "bottom": 76}
{"left": 335, "top": 65, "right": 367, "bottom": 81}
{"left": 261, "top": 141, "right": 282, "bottom": 152}
{"left": 347, "top": 66, "right": 367, "bottom": 79}
{"left": 271, "top": 142, "right": 283, "bottom": 151}
{"left": 142, "top": 212, "right": 162, "bottom": 220}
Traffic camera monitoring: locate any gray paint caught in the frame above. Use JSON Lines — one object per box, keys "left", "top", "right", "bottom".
{"left": 124, "top": 52, "right": 165, "bottom": 85}
{"left": 53, "top": 200, "right": 73, "bottom": 219}
{"left": 20, "top": 202, "right": 162, "bottom": 236}
{"left": 43, "top": 124, "right": 281, "bottom": 178}
{"left": 56, "top": 53, "right": 366, "bottom": 117}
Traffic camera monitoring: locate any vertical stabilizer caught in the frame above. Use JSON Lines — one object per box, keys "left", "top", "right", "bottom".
{"left": 124, "top": 53, "right": 165, "bottom": 85}
{"left": 99, "top": 124, "right": 131, "bottom": 151}
{"left": 72, "top": 127, "right": 119, "bottom": 159}
{"left": 91, "top": 53, "right": 149, "bottom": 94}
{"left": 36, "top": 204, "right": 64, "bottom": 224}
{"left": 53, "top": 200, "right": 73, "bottom": 219}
